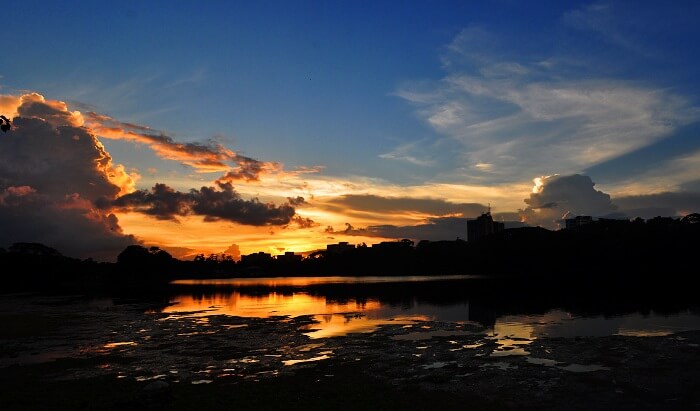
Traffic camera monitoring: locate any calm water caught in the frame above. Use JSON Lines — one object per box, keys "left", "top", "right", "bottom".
{"left": 167, "top": 276, "right": 700, "bottom": 342}
{"left": 3, "top": 275, "right": 700, "bottom": 383}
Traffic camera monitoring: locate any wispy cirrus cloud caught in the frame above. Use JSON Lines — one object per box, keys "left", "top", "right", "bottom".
{"left": 562, "top": 2, "right": 649, "bottom": 56}
{"left": 395, "top": 23, "right": 700, "bottom": 185}
{"left": 378, "top": 140, "right": 436, "bottom": 167}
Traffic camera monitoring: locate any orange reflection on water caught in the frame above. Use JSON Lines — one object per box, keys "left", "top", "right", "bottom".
{"left": 304, "top": 314, "right": 429, "bottom": 339}
{"left": 162, "top": 291, "right": 431, "bottom": 337}
{"left": 163, "top": 291, "right": 381, "bottom": 319}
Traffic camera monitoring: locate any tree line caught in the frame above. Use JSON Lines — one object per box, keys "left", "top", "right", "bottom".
{"left": 1, "top": 214, "right": 698, "bottom": 294}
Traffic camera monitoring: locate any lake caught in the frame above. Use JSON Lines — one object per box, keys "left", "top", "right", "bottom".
{"left": 166, "top": 275, "right": 700, "bottom": 343}
{"left": 3, "top": 275, "right": 700, "bottom": 409}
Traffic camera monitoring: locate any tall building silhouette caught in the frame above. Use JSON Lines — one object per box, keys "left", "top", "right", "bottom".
{"left": 467, "top": 211, "right": 504, "bottom": 241}
{"left": 564, "top": 215, "right": 593, "bottom": 229}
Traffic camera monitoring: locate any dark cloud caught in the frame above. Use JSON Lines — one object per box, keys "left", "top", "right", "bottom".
{"left": 290, "top": 215, "right": 317, "bottom": 228}
{"left": 345, "top": 217, "right": 469, "bottom": 241}
{"left": 105, "top": 183, "right": 190, "bottom": 220}
{"left": 193, "top": 183, "right": 296, "bottom": 225}
{"left": 330, "top": 216, "right": 523, "bottom": 242}
{"left": 0, "top": 186, "right": 137, "bottom": 261}
{"left": 0, "top": 105, "right": 138, "bottom": 260}
{"left": 520, "top": 174, "right": 617, "bottom": 229}
{"left": 614, "top": 191, "right": 700, "bottom": 219}
{"left": 321, "top": 194, "right": 488, "bottom": 218}
{"left": 287, "top": 196, "right": 306, "bottom": 206}
{"left": 215, "top": 156, "right": 274, "bottom": 183}
{"left": 0, "top": 117, "right": 128, "bottom": 201}
{"left": 102, "top": 182, "right": 304, "bottom": 226}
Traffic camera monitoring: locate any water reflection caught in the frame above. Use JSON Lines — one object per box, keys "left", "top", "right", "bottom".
{"left": 165, "top": 275, "right": 700, "bottom": 343}
{"left": 163, "top": 291, "right": 380, "bottom": 318}
{"left": 162, "top": 290, "right": 431, "bottom": 338}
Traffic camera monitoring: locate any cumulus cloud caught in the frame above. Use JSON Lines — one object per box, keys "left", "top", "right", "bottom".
{"left": 0, "top": 97, "right": 139, "bottom": 259}
{"left": 223, "top": 243, "right": 242, "bottom": 261}
{"left": 519, "top": 174, "right": 617, "bottom": 228}
{"left": 101, "top": 182, "right": 306, "bottom": 226}
{"left": 0, "top": 116, "right": 137, "bottom": 198}
{"left": 17, "top": 93, "right": 85, "bottom": 127}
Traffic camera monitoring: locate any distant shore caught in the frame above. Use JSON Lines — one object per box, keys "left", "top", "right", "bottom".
{"left": 1, "top": 215, "right": 698, "bottom": 295}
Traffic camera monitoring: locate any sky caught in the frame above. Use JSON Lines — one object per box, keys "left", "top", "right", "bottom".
{"left": 1, "top": 0, "right": 699, "bottom": 261}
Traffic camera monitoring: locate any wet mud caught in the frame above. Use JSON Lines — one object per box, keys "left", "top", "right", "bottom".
{"left": 1, "top": 294, "right": 699, "bottom": 410}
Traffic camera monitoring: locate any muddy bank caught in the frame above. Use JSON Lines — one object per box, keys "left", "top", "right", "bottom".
{"left": 1, "top": 294, "right": 699, "bottom": 410}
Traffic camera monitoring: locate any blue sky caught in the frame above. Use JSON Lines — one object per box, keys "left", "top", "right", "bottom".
{"left": 1, "top": 1, "right": 700, "bottom": 258}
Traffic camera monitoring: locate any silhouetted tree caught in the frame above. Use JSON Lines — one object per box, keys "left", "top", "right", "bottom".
{"left": 0, "top": 115, "right": 11, "bottom": 132}
{"left": 681, "top": 213, "right": 700, "bottom": 224}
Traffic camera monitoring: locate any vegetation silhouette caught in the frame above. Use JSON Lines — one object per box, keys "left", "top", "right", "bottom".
{"left": 0, "top": 115, "right": 11, "bottom": 132}
{"left": 1, "top": 213, "right": 699, "bottom": 295}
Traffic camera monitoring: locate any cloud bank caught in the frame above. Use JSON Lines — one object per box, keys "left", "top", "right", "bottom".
{"left": 100, "top": 182, "right": 304, "bottom": 226}
{"left": 0, "top": 92, "right": 310, "bottom": 259}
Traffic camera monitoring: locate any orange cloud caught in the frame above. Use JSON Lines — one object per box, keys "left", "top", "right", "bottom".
{"left": 17, "top": 93, "right": 85, "bottom": 127}
{"left": 83, "top": 111, "right": 281, "bottom": 178}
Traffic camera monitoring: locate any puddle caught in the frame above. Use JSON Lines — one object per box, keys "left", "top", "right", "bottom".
{"left": 304, "top": 314, "right": 422, "bottom": 339}
{"left": 103, "top": 341, "right": 137, "bottom": 349}
{"left": 282, "top": 355, "right": 331, "bottom": 366}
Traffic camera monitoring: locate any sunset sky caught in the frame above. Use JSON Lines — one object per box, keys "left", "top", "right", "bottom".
{"left": 2, "top": 0, "right": 699, "bottom": 261}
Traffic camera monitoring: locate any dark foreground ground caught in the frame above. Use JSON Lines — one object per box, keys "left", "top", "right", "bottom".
{"left": 2, "top": 294, "right": 700, "bottom": 410}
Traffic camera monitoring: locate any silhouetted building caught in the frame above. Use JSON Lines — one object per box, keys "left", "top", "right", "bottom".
{"left": 326, "top": 242, "right": 355, "bottom": 255}
{"left": 276, "top": 251, "right": 302, "bottom": 263}
{"left": 241, "top": 251, "right": 273, "bottom": 264}
{"left": 565, "top": 215, "right": 593, "bottom": 229}
{"left": 467, "top": 212, "right": 504, "bottom": 242}
{"left": 371, "top": 239, "right": 414, "bottom": 250}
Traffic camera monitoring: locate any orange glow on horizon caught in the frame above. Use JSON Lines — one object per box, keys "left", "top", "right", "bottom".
{"left": 114, "top": 211, "right": 398, "bottom": 259}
